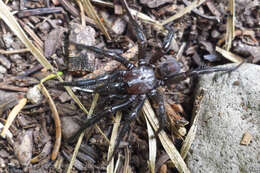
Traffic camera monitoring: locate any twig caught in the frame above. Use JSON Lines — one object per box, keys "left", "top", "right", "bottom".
{"left": 59, "top": 0, "right": 96, "bottom": 27}
{"left": 161, "top": 0, "right": 207, "bottom": 25}
{"left": 18, "top": 20, "right": 44, "bottom": 50}
{"left": 17, "top": 64, "right": 43, "bottom": 78}
{"left": 182, "top": 0, "right": 220, "bottom": 22}
{"left": 0, "top": 83, "right": 28, "bottom": 92}
{"left": 17, "top": 7, "right": 63, "bottom": 18}
{"left": 0, "top": 48, "right": 30, "bottom": 54}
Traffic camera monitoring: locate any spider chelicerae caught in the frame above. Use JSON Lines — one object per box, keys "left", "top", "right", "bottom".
{"left": 60, "top": 0, "right": 243, "bottom": 160}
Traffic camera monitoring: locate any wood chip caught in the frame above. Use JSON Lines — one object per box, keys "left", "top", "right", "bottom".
{"left": 240, "top": 132, "right": 252, "bottom": 146}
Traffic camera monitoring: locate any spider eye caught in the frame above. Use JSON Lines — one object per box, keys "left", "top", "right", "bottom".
{"left": 157, "top": 58, "right": 181, "bottom": 79}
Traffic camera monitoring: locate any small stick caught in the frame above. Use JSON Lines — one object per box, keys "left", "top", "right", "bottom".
{"left": 58, "top": 0, "right": 96, "bottom": 27}
{"left": 17, "top": 64, "right": 43, "bottom": 78}
{"left": 0, "top": 83, "right": 28, "bottom": 92}
{"left": 182, "top": 0, "right": 220, "bottom": 22}
{"left": 0, "top": 48, "right": 30, "bottom": 55}
{"left": 17, "top": 7, "right": 63, "bottom": 18}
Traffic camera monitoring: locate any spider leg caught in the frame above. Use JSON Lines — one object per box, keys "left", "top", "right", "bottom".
{"left": 97, "top": 94, "right": 130, "bottom": 109}
{"left": 107, "top": 94, "right": 146, "bottom": 162}
{"left": 71, "top": 41, "right": 135, "bottom": 69}
{"left": 120, "top": 0, "right": 147, "bottom": 64}
{"left": 149, "top": 23, "right": 175, "bottom": 64}
{"left": 59, "top": 70, "right": 125, "bottom": 87}
{"left": 67, "top": 95, "right": 138, "bottom": 143}
{"left": 166, "top": 61, "right": 244, "bottom": 84}
{"left": 162, "top": 23, "right": 175, "bottom": 52}
{"left": 148, "top": 89, "right": 166, "bottom": 135}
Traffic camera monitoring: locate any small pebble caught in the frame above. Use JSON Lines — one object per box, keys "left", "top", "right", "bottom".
{"left": 0, "top": 65, "right": 7, "bottom": 74}
{"left": 112, "top": 18, "right": 127, "bottom": 35}
{"left": 240, "top": 131, "right": 252, "bottom": 146}
{"left": 211, "top": 30, "right": 220, "bottom": 38}
{"left": 0, "top": 157, "right": 5, "bottom": 168}
{"left": 58, "top": 92, "right": 71, "bottom": 103}
{"left": 61, "top": 116, "right": 81, "bottom": 140}
{"left": 0, "top": 55, "right": 11, "bottom": 69}
{"left": 26, "top": 85, "right": 42, "bottom": 104}
{"left": 14, "top": 131, "right": 33, "bottom": 167}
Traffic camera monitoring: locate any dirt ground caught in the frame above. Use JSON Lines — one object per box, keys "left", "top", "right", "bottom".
{"left": 0, "top": 0, "right": 259, "bottom": 172}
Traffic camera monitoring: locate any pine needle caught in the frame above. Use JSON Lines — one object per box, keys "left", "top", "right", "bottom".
{"left": 225, "top": 0, "right": 235, "bottom": 51}
{"left": 81, "top": 0, "right": 111, "bottom": 40}
{"left": 142, "top": 100, "right": 190, "bottom": 173}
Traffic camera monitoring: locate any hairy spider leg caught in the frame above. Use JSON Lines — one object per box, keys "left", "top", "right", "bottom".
{"left": 120, "top": 0, "right": 147, "bottom": 64}
{"left": 60, "top": 70, "right": 125, "bottom": 87}
{"left": 107, "top": 94, "right": 146, "bottom": 163}
{"left": 148, "top": 89, "right": 166, "bottom": 135}
{"left": 71, "top": 41, "right": 135, "bottom": 69}
{"left": 166, "top": 61, "right": 244, "bottom": 84}
{"left": 149, "top": 24, "right": 175, "bottom": 64}
{"left": 68, "top": 95, "right": 138, "bottom": 143}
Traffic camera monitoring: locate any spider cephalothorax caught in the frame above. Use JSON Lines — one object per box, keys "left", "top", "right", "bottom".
{"left": 60, "top": 0, "right": 243, "bottom": 160}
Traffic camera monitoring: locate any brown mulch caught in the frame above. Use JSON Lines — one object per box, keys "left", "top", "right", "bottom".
{"left": 0, "top": 0, "right": 259, "bottom": 172}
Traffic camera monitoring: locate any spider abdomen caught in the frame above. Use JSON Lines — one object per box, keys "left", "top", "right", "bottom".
{"left": 123, "top": 66, "right": 157, "bottom": 94}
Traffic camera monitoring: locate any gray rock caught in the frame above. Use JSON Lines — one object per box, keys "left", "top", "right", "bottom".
{"left": 69, "top": 23, "right": 96, "bottom": 46}
{"left": 69, "top": 23, "right": 96, "bottom": 72}
{"left": 186, "top": 63, "right": 260, "bottom": 173}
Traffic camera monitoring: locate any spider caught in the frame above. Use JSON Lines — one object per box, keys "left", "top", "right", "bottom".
{"left": 60, "top": 0, "right": 243, "bottom": 161}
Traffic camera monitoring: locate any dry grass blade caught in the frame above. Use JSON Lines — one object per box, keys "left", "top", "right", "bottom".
{"left": 81, "top": 0, "right": 111, "bottom": 40}
{"left": 145, "top": 115, "right": 156, "bottom": 173}
{"left": 123, "top": 147, "right": 130, "bottom": 173}
{"left": 76, "top": 0, "right": 86, "bottom": 26}
{"left": 142, "top": 100, "right": 190, "bottom": 173}
{"left": 161, "top": 0, "right": 207, "bottom": 25}
{"left": 180, "top": 114, "right": 199, "bottom": 159}
{"left": 39, "top": 74, "right": 63, "bottom": 161}
{"left": 66, "top": 93, "right": 99, "bottom": 173}
{"left": 107, "top": 111, "right": 122, "bottom": 173}
{"left": 39, "top": 83, "right": 61, "bottom": 161}
{"left": 225, "top": 0, "right": 235, "bottom": 51}
{"left": 0, "top": 0, "right": 53, "bottom": 70}
{"left": 91, "top": 0, "right": 162, "bottom": 28}
{"left": 114, "top": 154, "right": 123, "bottom": 173}
{"left": 0, "top": 98, "right": 27, "bottom": 138}
{"left": 216, "top": 46, "right": 243, "bottom": 63}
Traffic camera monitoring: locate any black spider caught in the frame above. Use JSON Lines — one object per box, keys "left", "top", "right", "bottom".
{"left": 60, "top": 0, "right": 243, "bottom": 161}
